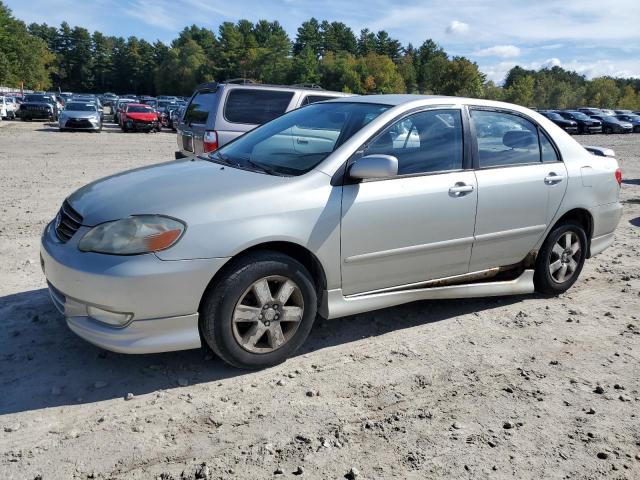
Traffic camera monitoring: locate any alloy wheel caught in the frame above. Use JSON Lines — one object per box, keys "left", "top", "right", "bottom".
{"left": 231, "top": 275, "right": 304, "bottom": 354}
{"left": 549, "top": 231, "right": 581, "bottom": 283}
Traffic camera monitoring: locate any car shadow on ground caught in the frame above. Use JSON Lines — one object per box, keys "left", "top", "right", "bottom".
{"left": 0, "top": 287, "right": 525, "bottom": 415}
{"left": 630, "top": 217, "right": 640, "bottom": 227}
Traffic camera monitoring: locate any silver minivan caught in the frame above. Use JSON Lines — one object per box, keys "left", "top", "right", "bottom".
{"left": 175, "top": 82, "right": 351, "bottom": 158}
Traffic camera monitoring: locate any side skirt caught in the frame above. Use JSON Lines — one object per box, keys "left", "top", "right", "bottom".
{"left": 320, "top": 270, "right": 535, "bottom": 319}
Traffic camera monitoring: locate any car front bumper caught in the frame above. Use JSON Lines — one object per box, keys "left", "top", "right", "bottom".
{"left": 40, "top": 221, "right": 229, "bottom": 353}
{"left": 59, "top": 117, "right": 101, "bottom": 130}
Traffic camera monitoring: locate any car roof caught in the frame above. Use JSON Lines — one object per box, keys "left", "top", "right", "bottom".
{"left": 324, "top": 94, "right": 548, "bottom": 114}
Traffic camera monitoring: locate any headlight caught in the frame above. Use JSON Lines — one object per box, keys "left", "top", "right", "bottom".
{"left": 78, "top": 215, "right": 185, "bottom": 255}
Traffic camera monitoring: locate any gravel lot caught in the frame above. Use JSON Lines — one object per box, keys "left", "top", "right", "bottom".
{"left": 1, "top": 120, "right": 639, "bottom": 479}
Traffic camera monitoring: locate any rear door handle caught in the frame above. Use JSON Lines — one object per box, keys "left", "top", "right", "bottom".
{"left": 544, "top": 173, "right": 564, "bottom": 184}
{"left": 449, "top": 183, "right": 475, "bottom": 196}
{"left": 296, "top": 138, "right": 308, "bottom": 144}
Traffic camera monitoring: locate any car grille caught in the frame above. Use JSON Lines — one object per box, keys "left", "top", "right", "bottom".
{"left": 55, "top": 200, "right": 83, "bottom": 242}
{"left": 66, "top": 118, "right": 93, "bottom": 128}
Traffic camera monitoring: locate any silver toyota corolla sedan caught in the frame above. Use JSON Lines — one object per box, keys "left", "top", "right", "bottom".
{"left": 41, "top": 95, "right": 623, "bottom": 369}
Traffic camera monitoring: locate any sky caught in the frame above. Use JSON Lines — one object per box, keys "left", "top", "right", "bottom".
{"left": 6, "top": 0, "right": 640, "bottom": 83}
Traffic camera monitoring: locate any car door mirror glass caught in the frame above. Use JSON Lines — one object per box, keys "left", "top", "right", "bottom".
{"left": 349, "top": 155, "right": 398, "bottom": 180}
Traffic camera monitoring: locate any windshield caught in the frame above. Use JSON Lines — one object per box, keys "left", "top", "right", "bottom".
{"left": 544, "top": 112, "right": 563, "bottom": 120}
{"left": 24, "top": 94, "right": 50, "bottom": 103}
{"left": 65, "top": 103, "right": 96, "bottom": 112}
{"left": 127, "top": 105, "right": 154, "bottom": 113}
{"left": 213, "top": 102, "right": 390, "bottom": 176}
{"left": 570, "top": 112, "right": 591, "bottom": 120}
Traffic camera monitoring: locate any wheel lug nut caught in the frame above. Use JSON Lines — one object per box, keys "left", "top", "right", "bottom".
{"left": 274, "top": 305, "right": 279, "bottom": 310}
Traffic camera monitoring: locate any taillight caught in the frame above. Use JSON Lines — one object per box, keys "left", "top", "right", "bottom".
{"left": 203, "top": 130, "right": 218, "bottom": 153}
{"left": 615, "top": 168, "right": 622, "bottom": 186}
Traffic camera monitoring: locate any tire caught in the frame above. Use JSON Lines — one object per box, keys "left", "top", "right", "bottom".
{"left": 200, "top": 251, "right": 318, "bottom": 369}
{"left": 534, "top": 220, "right": 588, "bottom": 295}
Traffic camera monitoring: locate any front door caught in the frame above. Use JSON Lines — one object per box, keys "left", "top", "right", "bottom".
{"left": 340, "top": 108, "right": 478, "bottom": 295}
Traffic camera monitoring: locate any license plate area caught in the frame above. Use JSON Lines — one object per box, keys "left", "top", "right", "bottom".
{"left": 182, "top": 134, "right": 194, "bottom": 152}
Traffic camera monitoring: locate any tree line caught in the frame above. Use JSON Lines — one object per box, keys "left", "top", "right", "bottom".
{"left": 1, "top": 1, "right": 639, "bottom": 109}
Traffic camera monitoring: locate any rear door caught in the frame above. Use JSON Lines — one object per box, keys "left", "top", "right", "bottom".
{"left": 469, "top": 108, "right": 568, "bottom": 272}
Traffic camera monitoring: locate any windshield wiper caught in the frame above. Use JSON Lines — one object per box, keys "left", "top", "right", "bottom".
{"left": 206, "top": 151, "right": 241, "bottom": 168}
{"left": 243, "top": 159, "right": 281, "bottom": 176}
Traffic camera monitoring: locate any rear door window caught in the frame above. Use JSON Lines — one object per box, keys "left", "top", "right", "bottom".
{"left": 224, "top": 89, "right": 295, "bottom": 125}
{"left": 471, "top": 110, "right": 541, "bottom": 168}
{"left": 183, "top": 91, "right": 217, "bottom": 125}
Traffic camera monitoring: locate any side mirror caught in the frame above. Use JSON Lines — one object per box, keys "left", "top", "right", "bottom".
{"left": 349, "top": 154, "right": 398, "bottom": 180}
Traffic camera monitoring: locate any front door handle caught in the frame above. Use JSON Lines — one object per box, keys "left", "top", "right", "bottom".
{"left": 449, "top": 183, "right": 475, "bottom": 196}
{"left": 544, "top": 172, "right": 565, "bottom": 184}
{"left": 296, "top": 138, "right": 309, "bottom": 144}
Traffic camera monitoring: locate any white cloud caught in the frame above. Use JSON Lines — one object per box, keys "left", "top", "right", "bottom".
{"left": 445, "top": 20, "right": 469, "bottom": 35}
{"left": 475, "top": 45, "right": 521, "bottom": 58}
{"left": 124, "top": 0, "right": 180, "bottom": 30}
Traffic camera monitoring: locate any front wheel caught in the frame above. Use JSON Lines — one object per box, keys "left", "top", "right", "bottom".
{"left": 200, "top": 251, "right": 318, "bottom": 369}
{"left": 534, "top": 221, "right": 587, "bottom": 295}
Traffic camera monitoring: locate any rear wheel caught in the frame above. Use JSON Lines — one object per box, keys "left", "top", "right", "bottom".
{"left": 534, "top": 220, "right": 587, "bottom": 295}
{"left": 604, "top": 126, "right": 613, "bottom": 134}
{"left": 200, "top": 251, "right": 317, "bottom": 369}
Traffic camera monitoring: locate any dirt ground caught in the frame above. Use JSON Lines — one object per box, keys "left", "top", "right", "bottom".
{"left": 0, "top": 120, "right": 639, "bottom": 480}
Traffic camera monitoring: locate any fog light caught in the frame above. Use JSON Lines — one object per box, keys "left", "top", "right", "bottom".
{"left": 87, "top": 306, "right": 133, "bottom": 327}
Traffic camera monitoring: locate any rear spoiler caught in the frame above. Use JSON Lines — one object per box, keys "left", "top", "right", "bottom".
{"left": 194, "top": 82, "right": 219, "bottom": 93}
{"left": 584, "top": 146, "right": 615, "bottom": 158}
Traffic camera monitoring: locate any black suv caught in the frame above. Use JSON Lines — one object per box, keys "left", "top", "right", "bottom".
{"left": 20, "top": 94, "right": 58, "bottom": 121}
{"left": 556, "top": 111, "right": 602, "bottom": 134}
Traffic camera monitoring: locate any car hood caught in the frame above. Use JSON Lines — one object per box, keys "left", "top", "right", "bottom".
{"left": 67, "top": 158, "right": 290, "bottom": 225}
{"left": 126, "top": 112, "right": 157, "bottom": 121}
{"left": 61, "top": 111, "right": 98, "bottom": 119}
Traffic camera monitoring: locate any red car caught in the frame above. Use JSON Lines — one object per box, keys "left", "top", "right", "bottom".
{"left": 119, "top": 103, "right": 160, "bottom": 132}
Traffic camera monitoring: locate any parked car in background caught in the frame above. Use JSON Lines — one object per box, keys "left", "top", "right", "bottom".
{"left": 555, "top": 111, "right": 602, "bottom": 134}
{"left": 19, "top": 93, "right": 58, "bottom": 121}
{"left": 59, "top": 101, "right": 103, "bottom": 132}
{"left": 101, "top": 93, "right": 118, "bottom": 107}
{"left": 158, "top": 95, "right": 179, "bottom": 102}
{"left": 615, "top": 113, "right": 640, "bottom": 132}
{"left": 114, "top": 98, "right": 137, "bottom": 123}
{"left": 577, "top": 107, "right": 602, "bottom": 116}
{"left": 41, "top": 95, "right": 622, "bottom": 368}
{"left": 176, "top": 82, "right": 351, "bottom": 158}
{"left": 588, "top": 114, "right": 633, "bottom": 134}
{"left": 614, "top": 109, "right": 632, "bottom": 115}
{"left": 119, "top": 103, "right": 160, "bottom": 132}
{"left": 170, "top": 105, "right": 185, "bottom": 131}
{"left": 600, "top": 108, "right": 616, "bottom": 116}
{"left": 0, "top": 96, "right": 17, "bottom": 119}
{"left": 538, "top": 111, "right": 578, "bottom": 134}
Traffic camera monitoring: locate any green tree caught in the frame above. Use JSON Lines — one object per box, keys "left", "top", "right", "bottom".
{"left": 505, "top": 75, "right": 535, "bottom": 106}
{"left": 293, "top": 18, "right": 322, "bottom": 58}
{"left": 584, "top": 77, "right": 620, "bottom": 108}
{"left": 440, "top": 57, "right": 484, "bottom": 97}
{"left": 0, "top": 2, "right": 53, "bottom": 89}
